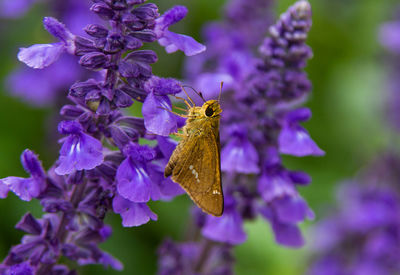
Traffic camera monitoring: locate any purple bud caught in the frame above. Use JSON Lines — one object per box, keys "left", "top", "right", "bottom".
{"left": 125, "top": 36, "right": 143, "bottom": 50}
{"left": 73, "top": 36, "right": 97, "bottom": 56}
{"left": 103, "top": 33, "right": 124, "bottom": 53}
{"left": 90, "top": 3, "right": 115, "bottom": 20}
{"left": 118, "top": 61, "right": 139, "bottom": 78}
{"left": 15, "top": 213, "right": 42, "bottom": 235}
{"left": 60, "top": 105, "right": 85, "bottom": 119}
{"left": 58, "top": 120, "right": 83, "bottom": 135}
{"left": 125, "top": 50, "right": 158, "bottom": 63}
{"left": 79, "top": 52, "right": 108, "bottom": 70}
{"left": 133, "top": 3, "right": 159, "bottom": 21}
{"left": 69, "top": 79, "right": 99, "bottom": 98}
{"left": 114, "top": 89, "right": 133, "bottom": 108}
{"left": 130, "top": 30, "right": 157, "bottom": 43}
{"left": 84, "top": 24, "right": 109, "bottom": 38}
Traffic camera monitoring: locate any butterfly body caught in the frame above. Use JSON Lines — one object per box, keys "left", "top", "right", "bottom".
{"left": 164, "top": 100, "right": 223, "bottom": 216}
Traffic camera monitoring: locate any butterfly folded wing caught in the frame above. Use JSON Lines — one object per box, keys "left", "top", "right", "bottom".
{"left": 164, "top": 128, "right": 223, "bottom": 216}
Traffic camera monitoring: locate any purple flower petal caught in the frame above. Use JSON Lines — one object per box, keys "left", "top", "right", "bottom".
{"left": 43, "top": 17, "right": 74, "bottom": 45}
{"left": 155, "top": 6, "right": 205, "bottom": 56}
{"left": 158, "top": 31, "right": 206, "bottom": 56}
{"left": 21, "top": 149, "right": 45, "bottom": 180}
{"left": 155, "top": 6, "right": 187, "bottom": 31}
{"left": 0, "top": 181, "right": 9, "bottom": 198}
{"left": 273, "top": 196, "right": 313, "bottom": 223}
{"left": 148, "top": 164, "right": 184, "bottom": 201}
{"left": 379, "top": 22, "right": 400, "bottom": 53}
{"left": 0, "top": 177, "right": 41, "bottom": 201}
{"left": 113, "top": 195, "right": 157, "bottom": 227}
{"left": 278, "top": 124, "right": 324, "bottom": 157}
{"left": 221, "top": 137, "right": 259, "bottom": 174}
{"left": 257, "top": 170, "right": 297, "bottom": 202}
{"left": 202, "top": 197, "right": 246, "bottom": 245}
{"left": 77, "top": 251, "right": 123, "bottom": 271}
{"left": 142, "top": 92, "right": 177, "bottom": 136}
{"left": 157, "top": 136, "right": 177, "bottom": 159}
{"left": 55, "top": 122, "right": 103, "bottom": 175}
{"left": 18, "top": 43, "right": 65, "bottom": 69}
{"left": 116, "top": 158, "right": 151, "bottom": 203}
{"left": 15, "top": 213, "right": 42, "bottom": 235}
{"left": 272, "top": 222, "right": 304, "bottom": 247}
{"left": 260, "top": 205, "right": 304, "bottom": 247}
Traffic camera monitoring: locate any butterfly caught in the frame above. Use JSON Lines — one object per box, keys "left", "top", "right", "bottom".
{"left": 164, "top": 86, "right": 223, "bottom": 216}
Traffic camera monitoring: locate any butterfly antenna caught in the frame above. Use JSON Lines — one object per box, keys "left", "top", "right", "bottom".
{"left": 180, "top": 85, "right": 195, "bottom": 107}
{"left": 183, "top": 85, "right": 206, "bottom": 103}
{"left": 218, "top": 81, "right": 224, "bottom": 102}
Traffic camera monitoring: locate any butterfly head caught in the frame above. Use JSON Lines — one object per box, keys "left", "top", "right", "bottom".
{"left": 201, "top": 100, "right": 222, "bottom": 118}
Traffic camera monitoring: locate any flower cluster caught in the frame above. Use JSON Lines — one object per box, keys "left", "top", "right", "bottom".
{"left": 308, "top": 154, "right": 400, "bottom": 275}
{"left": 308, "top": 13, "right": 400, "bottom": 275}
{"left": 159, "top": 0, "right": 323, "bottom": 273}
{"left": 0, "top": 0, "right": 205, "bottom": 273}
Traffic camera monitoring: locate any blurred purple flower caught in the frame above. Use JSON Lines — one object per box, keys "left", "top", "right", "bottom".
{"left": 308, "top": 154, "right": 400, "bottom": 274}
{"left": 202, "top": 195, "right": 247, "bottom": 245}
{"left": 0, "top": 0, "right": 38, "bottom": 18}
{"left": 159, "top": 0, "right": 322, "bottom": 272}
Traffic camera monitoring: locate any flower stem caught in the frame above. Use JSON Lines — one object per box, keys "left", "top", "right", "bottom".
{"left": 194, "top": 239, "right": 215, "bottom": 273}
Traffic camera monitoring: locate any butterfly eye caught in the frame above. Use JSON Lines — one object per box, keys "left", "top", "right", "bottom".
{"left": 205, "top": 106, "right": 214, "bottom": 117}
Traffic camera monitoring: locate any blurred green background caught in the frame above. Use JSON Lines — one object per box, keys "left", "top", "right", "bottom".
{"left": 0, "top": 0, "right": 398, "bottom": 274}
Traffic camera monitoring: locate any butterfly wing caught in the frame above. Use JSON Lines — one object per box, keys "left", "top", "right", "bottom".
{"left": 164, "top": 127, "right": 223, "bottom": 216}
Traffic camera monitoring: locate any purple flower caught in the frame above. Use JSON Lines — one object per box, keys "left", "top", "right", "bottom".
{"left": 380, "top": 21, "right": 400, "bottom": 54}
{"left": 142, "top": 77, "right": 182, "bottom": 136}
{"left": 221, "top": 127, "right": 259, "bottom": 174}
{"left": 309, "top": 154, "right": 400, "bottom": 274}
{"left": 18, "top": 17, "right": 75, "bottom": 69}
{"left": 0, "top": 0, "right": 37, "bottom": 18}
{"left": 158, "top": 1, "right": 322, "bottom": 273}
{"left": 155, "top": 6, "right": 206, "bottom": 56}
{"left": 0, "top": 150, "right": 46, "bottom": 201}
{"left": 55, "top": 120, "right": 103, "bottom": 175}
{"left": 113, "top": 195, "right": 157, "bottom": 227}
{"left": 116, "top": 143, "right": 155, "bottom": 203}
{"left": 202, "top": 196, "right": 246, "bottom": 245}
{"left": 259, "top": 205, "right": 304, "bottom": 247}
{"left": 278, "top": 108, "right": 324, "bottom": 157}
